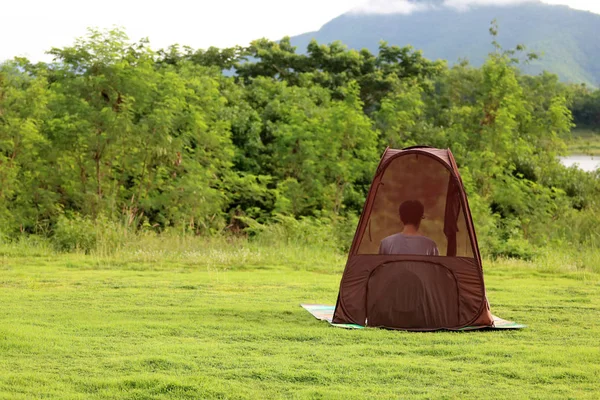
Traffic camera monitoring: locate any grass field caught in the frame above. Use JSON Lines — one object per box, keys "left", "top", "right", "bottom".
{"left": 1, "top": 239, "right": 599, "bottom": 399}
{"left": 569, "top": 128, "right": 600, "bottom": 156}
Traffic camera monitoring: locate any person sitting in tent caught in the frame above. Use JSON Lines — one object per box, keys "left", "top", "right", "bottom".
{"left": 378, "top": 200, "right": 439, "bottom": 256}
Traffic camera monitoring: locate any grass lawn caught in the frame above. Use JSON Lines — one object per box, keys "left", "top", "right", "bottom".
{"left": 0, "top": 242, "right": 599, "bottom": 399}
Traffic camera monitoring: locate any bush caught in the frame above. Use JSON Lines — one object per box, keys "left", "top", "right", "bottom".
{"left": 52, "top": 215, "right": 96, "bottom": 253}
{"left": 488, "top": 236, "right": 536, "bottom": 261}
{"left": 240, "top": 213, "right": 357, "bottom": 252}
{"left": 52, "top": 214, "right": 128, "bottom": 254}
{"left": 472, "top": 212, "right": 536, "bottom": 260}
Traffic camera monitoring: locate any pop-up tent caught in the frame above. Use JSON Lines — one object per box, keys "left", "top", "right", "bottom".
{"left": 332, "top": 146, "right": 495, "bottom": 330}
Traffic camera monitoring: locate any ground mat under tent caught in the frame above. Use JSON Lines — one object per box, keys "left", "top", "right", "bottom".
{"left": 301, "top": 304, "right": 526, "bottom": 330}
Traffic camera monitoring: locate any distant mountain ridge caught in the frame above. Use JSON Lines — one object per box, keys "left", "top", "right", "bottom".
{"left": 289, "top": 1, "right": 600, "bottom": 86}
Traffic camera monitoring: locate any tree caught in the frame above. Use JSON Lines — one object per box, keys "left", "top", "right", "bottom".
{"left": 44, "top": 28, "right": 235, "bottom": 232}
{"left": 0, "top": 60, "right": 55, "bottom": 233}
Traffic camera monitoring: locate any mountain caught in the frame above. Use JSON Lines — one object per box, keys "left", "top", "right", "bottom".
{"left": 289, "top": 1, "right": 600, "bottom": 86}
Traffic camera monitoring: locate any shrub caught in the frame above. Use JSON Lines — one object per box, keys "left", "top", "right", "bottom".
{"left": 239, "top": 213, "right": 357, "bottom": 252}
{"left": 52, "top": 214, "right": 128, "bottom": 254}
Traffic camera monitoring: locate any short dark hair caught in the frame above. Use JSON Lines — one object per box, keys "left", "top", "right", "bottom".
{"left": 399, "top": 200, "right": 424, "bottom": 226}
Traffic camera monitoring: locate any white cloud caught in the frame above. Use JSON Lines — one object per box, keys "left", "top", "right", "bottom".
{"left": 352, "top": 0, "right": 541, "bottom": 14}
{"left": 445, "top": 0, "right": 539, "bottom": 11}
{"left": 350, "top": 0, "right": 434, "bottom": 14}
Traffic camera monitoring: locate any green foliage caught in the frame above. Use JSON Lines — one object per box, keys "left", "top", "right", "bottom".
{"left": 42, "top": 30, "right": 235, "bottom": 234}
{"left": 569, "top": 85, "right": 600, "bottom": 129}
{"left": 0, "top": 25, "right": 599, "bottom": 259}
{"left": 0, "top": 60, "right": 56, "bottom": 233}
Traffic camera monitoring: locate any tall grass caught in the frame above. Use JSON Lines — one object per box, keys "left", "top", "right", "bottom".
{"left": 107, "top": 233, "right": 346, "bottom": 273}
{"left": 1, "top": 215, "right": 599, "bottom": 274}
{"left": 0, "top": 216, "right": 350, "bottom": 273}
{"left": 485, "top": 246, "right": 600, "bottom": 275}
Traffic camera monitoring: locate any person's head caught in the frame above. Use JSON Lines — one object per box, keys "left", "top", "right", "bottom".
{"left": 399, "top": 200, "right": 424, "bottom": 228}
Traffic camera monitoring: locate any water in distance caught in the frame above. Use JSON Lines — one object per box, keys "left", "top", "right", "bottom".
{"left": 560, "top": 155, "right": 599, "bottom": 172}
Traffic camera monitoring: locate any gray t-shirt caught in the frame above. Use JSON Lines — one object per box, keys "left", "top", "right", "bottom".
{"left": 378, "top": 233, "right": 439, "bottom": 256}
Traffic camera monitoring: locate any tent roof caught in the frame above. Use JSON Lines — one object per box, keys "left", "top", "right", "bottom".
{"left": 378, "top": 147, "right": 452, "bottom": 174}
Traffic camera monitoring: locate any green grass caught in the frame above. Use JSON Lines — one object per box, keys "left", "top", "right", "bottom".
{"left": 1, "top": 240, "right": 599, "bottom": 399}
{"left": 568, "top": 128, "right": 600, "bottom": 156}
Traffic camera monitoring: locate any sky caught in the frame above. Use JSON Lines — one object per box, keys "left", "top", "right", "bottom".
{"left": 2, "top": 0, "right": 599, "bottom": 62}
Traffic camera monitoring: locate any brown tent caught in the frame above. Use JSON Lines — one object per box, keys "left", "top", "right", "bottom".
{"left": 333, "top": 146, "right": 494, "bottom": 330}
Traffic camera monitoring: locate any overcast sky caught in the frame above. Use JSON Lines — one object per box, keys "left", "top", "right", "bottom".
{"left": 2, "top": 0, "right": 599, "bottom": 62}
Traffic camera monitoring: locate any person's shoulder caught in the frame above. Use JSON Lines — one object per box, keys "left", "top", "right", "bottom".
{"left": 416, "top": 235, "right": 438, "bottom": 247}
{"left": 380, "top": 233, "right": 403, "bottom": 249}
{"left": 382, "top": 233, "right": 404, "bottom": 243}
{"left": 422, "top": 236, "right": 437, "bottom": 244}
